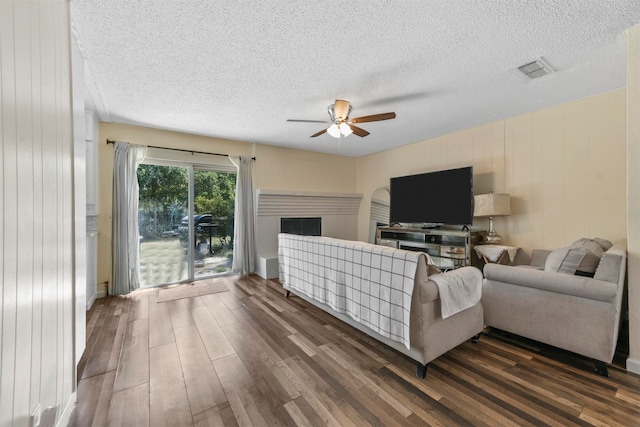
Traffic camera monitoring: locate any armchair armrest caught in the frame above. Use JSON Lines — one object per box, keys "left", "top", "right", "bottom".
{"left": 483, "top": 264, "right": 616, "bottom": 303}
{"left": 420, "top": 266, "right": 482, "bottom": 303}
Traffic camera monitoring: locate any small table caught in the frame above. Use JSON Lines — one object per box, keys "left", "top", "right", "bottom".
{"left": 474, "top": 245, "right": 519, "bottom": 265}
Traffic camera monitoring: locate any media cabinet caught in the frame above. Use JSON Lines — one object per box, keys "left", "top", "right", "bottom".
{"left": 376, "top": 226, "right": 473, "bottom": 270}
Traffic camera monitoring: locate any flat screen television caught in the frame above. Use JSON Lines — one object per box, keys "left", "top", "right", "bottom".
{"left": 389, "top": 166, "right": 473, "bottom": 227}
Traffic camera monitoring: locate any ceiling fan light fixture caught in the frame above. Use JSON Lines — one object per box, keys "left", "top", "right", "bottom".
{"left": 339, "top": 122, "right": 352, "bottom": 136}
{"left": 328, "top": 102, "right": 352, "bottom": 121}
{"left": 327, "top": 123, "right": 341, "bottom": 138}
{"left": 288, "top": 99, "right": 395, "bottom": 139}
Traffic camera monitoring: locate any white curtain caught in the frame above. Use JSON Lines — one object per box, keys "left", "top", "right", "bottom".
{"left": 230, "top": 156, "right": 256, "bottom": 274}
{"left": 112, "top": 142, "right": 147, "bottom": 295}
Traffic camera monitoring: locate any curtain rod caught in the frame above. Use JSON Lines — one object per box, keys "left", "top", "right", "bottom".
{"left": 106, "top": 139, "right": 255, "bottom": 160}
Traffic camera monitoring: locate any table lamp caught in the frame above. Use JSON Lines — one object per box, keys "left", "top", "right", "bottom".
{"left": 474, "top": 192, "right": 511, "bottom": 244}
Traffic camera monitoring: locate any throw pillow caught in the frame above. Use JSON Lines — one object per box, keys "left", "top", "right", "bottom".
{"left": 569, "top": 238, "right": 605, "bottom": 276}
{"left": 545, "top": 239, "right": 604, "bottom": 276}
{"left": 593, "top": 237, "right": 613, "bottom": 251}
{"left": 544, "top": 247, "right": 585, "bottom": 275}
{"left": 570, "top": 238, "right": 605, "bottom": 257}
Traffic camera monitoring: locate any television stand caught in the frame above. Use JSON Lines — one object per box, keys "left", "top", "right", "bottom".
{"left": 420, "top": 224, "right": 442, "bottom": 230}
{"left": 376, "top": 226, "right": 472, "bottom": 270}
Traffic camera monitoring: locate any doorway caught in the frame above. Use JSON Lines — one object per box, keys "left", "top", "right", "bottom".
{"left": 137, "top": 163, "right": 236, "bottom": 287}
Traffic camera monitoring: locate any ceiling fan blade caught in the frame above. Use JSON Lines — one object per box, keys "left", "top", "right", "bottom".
{"left": 333, "top": 99, "right": 351, "bottom": 120}
{"left": 349, "top": 124, "right": 370, "bottom": 137}
{"left": 350, "top": 112, "right": 396, "bottom": 124}
{"left": 287, "top": 119, "right": 330, "bottom": 123}
{"left": 310, "top": 128, "right": 328, "bottom": 138}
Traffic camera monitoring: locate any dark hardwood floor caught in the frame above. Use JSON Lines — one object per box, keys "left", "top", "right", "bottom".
{"left": 69, "top": 274, "right": 640, "bottom": 426}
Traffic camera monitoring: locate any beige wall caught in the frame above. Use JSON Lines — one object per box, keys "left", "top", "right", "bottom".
{"left": 504, "top": 91, "right": 627, "bottom": 250}
{"left": 96, "top": 123, "right": 358, "bottom": 290}
{"left": 357, "top": 90, "right": 627, "bottom": 255}
{"left": 253, "top": 143, "right": 357, "bottom": 193}
{"left": 626, "top": 25, "right": 640, "bottom": 373}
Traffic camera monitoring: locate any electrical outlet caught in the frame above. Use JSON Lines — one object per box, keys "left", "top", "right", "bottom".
{"left": 29, "top": 403, "right": 41, "bottom": 427}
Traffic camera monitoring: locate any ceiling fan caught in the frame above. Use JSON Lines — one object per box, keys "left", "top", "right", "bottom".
{"left": 287, "top": 99, "right": 396, "bottom": 139}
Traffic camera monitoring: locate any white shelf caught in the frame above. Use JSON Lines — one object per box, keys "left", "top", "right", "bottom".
{"left": 376, "top": 226, "right": 472, "bottom": 270}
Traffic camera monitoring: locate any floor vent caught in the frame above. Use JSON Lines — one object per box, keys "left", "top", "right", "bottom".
{"left": 518, "top": 58, "right": 554, "bottom": 79}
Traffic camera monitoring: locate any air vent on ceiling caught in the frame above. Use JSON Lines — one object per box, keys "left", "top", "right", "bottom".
{"left": 518, "top": 58, "right": 554, "bottom": 79}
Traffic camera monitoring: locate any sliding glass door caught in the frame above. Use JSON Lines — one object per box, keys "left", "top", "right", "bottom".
{"left": 137, "top": 164, "right": 190, "bottom": 286}
{"left": 137, "top": 163, "right": 236, "bottom": 287}
{"left": 192, "top": 168, "right": 236, "bottom": 278}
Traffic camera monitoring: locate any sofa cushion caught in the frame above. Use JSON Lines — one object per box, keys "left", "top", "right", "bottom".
{"left": 593, "top": 238, "right": 613, "bottom": 251}
{"left": 544, "top": 247, "right": 586, "bottom": 275}
{"left": 530, "top": 249, "right": 551, "bottom": 268}
{"left": 570, "top": 238, "right": 607, "bottom": 276}
{"left": 571, "top": 238, "right": 605, "bottom": 256}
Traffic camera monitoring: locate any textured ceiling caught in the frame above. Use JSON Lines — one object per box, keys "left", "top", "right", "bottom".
{"left": 70, "top": 1, "right": 640, "bottom": 157}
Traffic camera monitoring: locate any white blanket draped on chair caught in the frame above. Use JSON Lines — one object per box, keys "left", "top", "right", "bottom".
{"left": 429, "top": 267, "right": 482, "bottom": 319}
{"left": 278, "top": 233, "right": 426, "bottom": 349}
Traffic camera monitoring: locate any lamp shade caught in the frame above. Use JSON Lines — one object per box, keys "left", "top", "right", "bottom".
{"left": 327, "top": 123, "right": 341, "bottom": 138}
{"left": 474, "top": 193, "right": 511, "bottom": 217}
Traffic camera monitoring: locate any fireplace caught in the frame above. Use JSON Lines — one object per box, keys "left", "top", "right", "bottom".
{"left": 280, "top": 217, "right": 321, "bottom": 236}
{"left": 255, "top": 190, "right": 361, "bottom": 279}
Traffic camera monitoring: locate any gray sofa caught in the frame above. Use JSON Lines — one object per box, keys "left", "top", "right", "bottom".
{"left": 482, "top": 239, "right": 627, "bottom": 376}
{"left": 278, "top": 234, "right": 485, "bottom": 378}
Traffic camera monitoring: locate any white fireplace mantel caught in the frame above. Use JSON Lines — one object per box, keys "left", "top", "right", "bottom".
{"left": 256, "top": 189, "right": 362, "bottom": 217}
{"left": 254, "top": 189, "right": 363, "bottom": 278}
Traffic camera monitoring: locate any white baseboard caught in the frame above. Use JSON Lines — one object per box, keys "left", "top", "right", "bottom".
{"left": 86, "top": 293, "right": 97, "bottom": 310}
{"left": 96, "top": 289, "right": 107, "bottom": 300}
{"left": 57, "top": 391, "right": 76, "bottom": 427}
{"left": 627, "top": 357, "right": 640, "bottom": 375}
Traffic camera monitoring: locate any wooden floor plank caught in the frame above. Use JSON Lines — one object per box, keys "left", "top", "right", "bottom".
{"left": 221, "top": 317, "right": 285, "bottom": 367}
{"left": 286, "top": 396, "right": 330, "bottom": 427}
{"left": 174, "top": 325, "right": 227, "bottom": 416}
{"left": 191, "top": 304, "right": 236, "bottom": 361}
{"left": 310, "top": 343, "right": 414, "bottom": 427}
{"left": 69, "top": 370, "right": 116, "bottom": 427}
{"left": 283, "top": 399, "right": 313, "bottom": 427}
{"left": 192, "top": 402, "right": 238, "bottom": 427}
{"left": 106, "top": 312, "right": 129, "bottom": 373}
{"left": 224, "top": 387, "right": 261, "bottom": 426}
{"left": 200, "top": 292, "right": 238, "bottom": 327}
{"left": 275, "top": 359, "right": 344, "bottom": 427}
{"left": 79, "top": 301, "right": 120, "bottom": 379}
{"left": 129, "top": 292, "right": 150, "bottom": 321}
{"left": 429, "top": 362, "right": 538, "bottom": 427}
{"left": 113, "top": 318, "right": 149, "bottom": 392}
{"left": 213, "top": 353, "right": 253, "bottom": 390}
{"left": 437, "top": 352, "right": 583, "bottom": 427}
{"left": 167, "top": 299, "right": 195, "bottom": 330}
{"left": 149, "top": 299, "right": 174, "bottom": 348}
{"left": 149, "top": 343, "right": 193, "bottom": 427}
{"left": 71, "top": 275, "right": 640, "bottom": 426}
{"left": 85, "top": 299, "right": 105, "bottom": 340}
{"left": 107, "top": 382, "right": 150, "bottom": 427}
{"left": 229, "top": 304, "right": 305, "bottom": 360}
{"left": 319, "top": 342, "right": 412, "bottom": 417}
{"left": 282, "top": 354, "right": 368, "bottom": 427}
